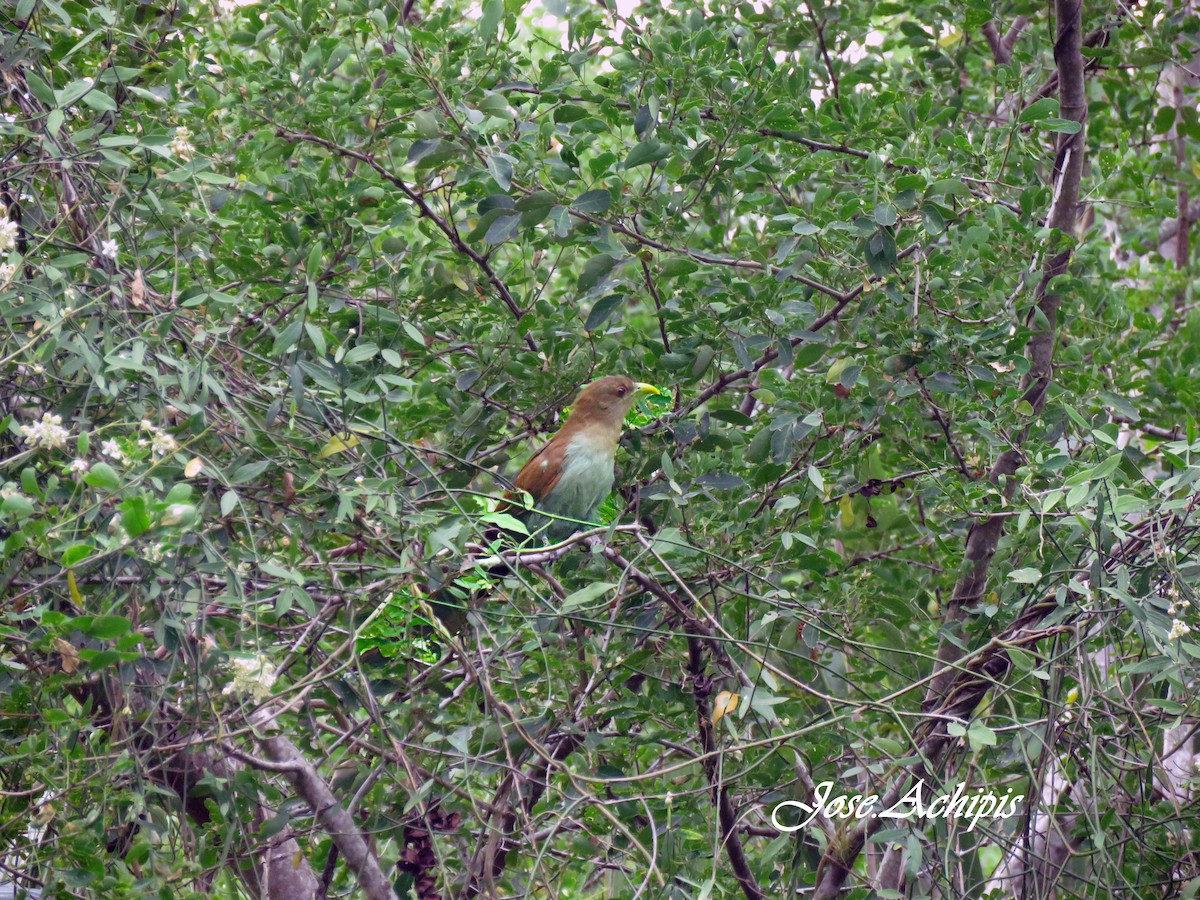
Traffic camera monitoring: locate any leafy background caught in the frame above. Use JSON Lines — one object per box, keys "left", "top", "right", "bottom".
{"left": 2, "top": 0, "right": 1200, "bottom": 897}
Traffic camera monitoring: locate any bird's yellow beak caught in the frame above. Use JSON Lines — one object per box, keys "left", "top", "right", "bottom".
{"left": 634, "top": 383, "right": 662, "bottom": 397}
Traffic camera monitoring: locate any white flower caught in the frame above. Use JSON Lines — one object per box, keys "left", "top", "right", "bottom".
{"left": 170, "top": 126, "right": 195, "bottom": 160}
{"left": 1168, "top": 619, "right": 1192, "bottom": 641}
{"left": 0, "top": 262, "right": 15, "bottom": 286}
{"left": 101, "top": 439, "right": 128, "bottom": 463}
{"left": 18, "top": 412, "right": 70, "bottom": 450}
{"left": 0, "top": 218, "right": 18, "bottom": 254}
{"left": 100, "top": 239, "right": 118, "bottom": 260}
{"left": 223, "top": 655, "right": 277, "bottom": 701}
{"left": 151, "top": 430, "right": 179, "bottom": 456}
{"left": 354, "top": 475, "right": 364, "bottom": 484}
{"left": 69, "top": 458, "right": 89, "bottom": 473}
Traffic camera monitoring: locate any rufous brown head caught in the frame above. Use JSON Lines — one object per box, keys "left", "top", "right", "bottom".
{"left": 569, "top": 376, "right": 661, "bottom": 424}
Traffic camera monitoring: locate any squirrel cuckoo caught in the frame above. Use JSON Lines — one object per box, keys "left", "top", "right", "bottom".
{"left": 504, "top": 375, "right": 662, "bottom": 541}
{"left": 421, "top": 376, "right": 660, "bottom": 631}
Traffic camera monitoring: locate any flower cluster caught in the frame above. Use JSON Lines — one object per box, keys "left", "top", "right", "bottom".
{"left": 102, "top": 439, "right": 129, "bottom": 464}
{"left": 222, "top": 655, "right": 277, "bottom": 702}
{"left": 1168, "top": 619, "right": 1192, "bottom": 641}
{"left": 141, "top": 420, "right": 179, "bottom": 456}
{"left": 0, "top": 216, "right": 18, "bottom": 254}
{"left": 19, "top": 413, "right": 70, "bottom": 450}
{"left": 0, "top": 262, "right": 15, "bottom": 286}
{"left": 170, "top": 126, "right": 196, "bottom": 160}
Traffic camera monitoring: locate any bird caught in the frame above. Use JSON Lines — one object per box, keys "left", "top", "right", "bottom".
{"left": 416, "top": 376, "right": 661, "bottom": 635}
{"left": 502, "top": 375, "right": 662, "bottom": 542}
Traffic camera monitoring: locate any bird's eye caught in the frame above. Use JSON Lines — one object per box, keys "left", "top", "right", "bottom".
{"left": 617, "top": 386, "right": 628, "bottom": 396}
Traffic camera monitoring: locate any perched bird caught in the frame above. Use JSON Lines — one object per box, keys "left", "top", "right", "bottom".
{"left": 504, "top": 375, "right": 662, "bottom": 541}
{"left": 418, "top": 376, "right": 660, "bottom": 634}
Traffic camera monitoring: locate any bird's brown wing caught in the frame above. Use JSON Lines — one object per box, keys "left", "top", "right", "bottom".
{"left": 498, "top": 435, "right": 568, "bottom": 512}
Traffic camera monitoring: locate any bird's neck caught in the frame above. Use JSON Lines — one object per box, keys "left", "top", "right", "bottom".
{"left": 559, "top": 416, "right": 622, "bottom": 455}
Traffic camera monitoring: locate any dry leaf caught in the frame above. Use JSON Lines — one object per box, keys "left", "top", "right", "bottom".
{"left": 56, "top": 638, "right": 80, "bottom": 674}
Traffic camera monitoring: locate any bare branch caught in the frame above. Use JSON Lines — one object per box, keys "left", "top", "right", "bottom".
{"left": 249, "top": 708, "right": 400, "bottom": 900}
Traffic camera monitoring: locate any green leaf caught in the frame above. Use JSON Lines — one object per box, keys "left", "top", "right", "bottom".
{"left": 585, "top": 294, "right": 623, "bottom": 332}
{"left": 25, "top": 72, "right": 55, "bottom": 105}
{"left": 1039, "top": 118, "right": 1082, "bottom": 133}
{"left": 86, "top": 615, "right": 132, "bottom": 640}
{"left": 920, "top": 204, "right": 946, "bottom": 235}
{"left": 710, "top": 409, "right": 753, "bottom": 426}
{"left": 865, "top": 228, "right": 897, "bottom": 275}
{"left": 573, "top": 189, "right": 612, "bottom": 214}
{"left": 966, "top": 721, "right": 997, "bottom": 749}
{"left": 56, "top": 78, "right": 94, "bottom": 107}
{"left": 480, "top": 512, "right": 528, "bottom": 535}
{"left": 1018, "top": 97, "right": 1058, "bottom": 123}
{"left": 560, "top": 582, "right": 616, "bottom": 612}
{"left": 661, "top": 258, "right": 698, "bottom": 277}
{"left": 81, "top": 89, "right": 117, "bottom": 112}
{"left": 1, "top": 493, "right": 33, "bottom": 517}
{"left": 407, "top": 138, "right": 442, "bottom": 165}
{"left": 121, "top": 497, "right": 152, "bottom": 537}
{"left": 84, "top": 463, "right": 121, "bottom": 492}
{"left": 479, "top": 0, "right": 501, "bottom": 43}
{"left": 231, "top": 461, "right": 271, "bottom": 484}
{"left": 61, "top": 543, "right": 93, "bottom": 568}
{"left": 486, "top": 153, "right": 514, "bottom": 191}
{"left": 578, "top": 254, "right": 621, "bottom": 292}
{"left": 484, "top": 212, "right": 520, "bottom": 244}
{"left": 925, "top": 178, "right": 970, "bottom": 198}
{"left": 515, "top": 191, "right": 557, "bottom": 211}
{"left": 624, "top": 141, "right": 671, "bottom": 168}
{"left": 1086, "top": 452, "right": 1123, "bottom": 482}
{"left": 272, "top": 316, "right": 304, "bottom": 356}
{"left": 1008, "top": 567, "right": 1042, "bottom": 584}
{"left": 306, "top": 241, "right": 324, "bottom": 279}
{"left": 807, "top": 464, "right": 825, "bottom": 492}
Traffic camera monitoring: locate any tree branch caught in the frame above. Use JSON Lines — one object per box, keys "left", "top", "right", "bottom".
{"left": 809, "top": 1, "right": 1088, "bottom": 893}
{"left": 248, "top": 707, "right": 400, "bottom": 900}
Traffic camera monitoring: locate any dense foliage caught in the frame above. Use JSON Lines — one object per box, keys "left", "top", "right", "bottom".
{"left": 2, "top": 0, "right": 1200, "bottom": 897}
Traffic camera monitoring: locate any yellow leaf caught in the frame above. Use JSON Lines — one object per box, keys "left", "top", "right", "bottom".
{"left": 184, "top": 457, "right": 204, "bottom": 478}
{"left": 939, "top": 27, "right": 962, "bottom": 47}
{"left": 839, "top": 494, "right": 856, "bottom": 527}
{"left": 826, "top": 357, "right": 851, "bottom": 385}
{"left": 711, "top": 691, "right": 739, "bottom": 725}
{"left": 318, "top": 432, "right": 360, "bottom": 459}
{"left": 67, "top": 570, "right": 83, "bottom": 606}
